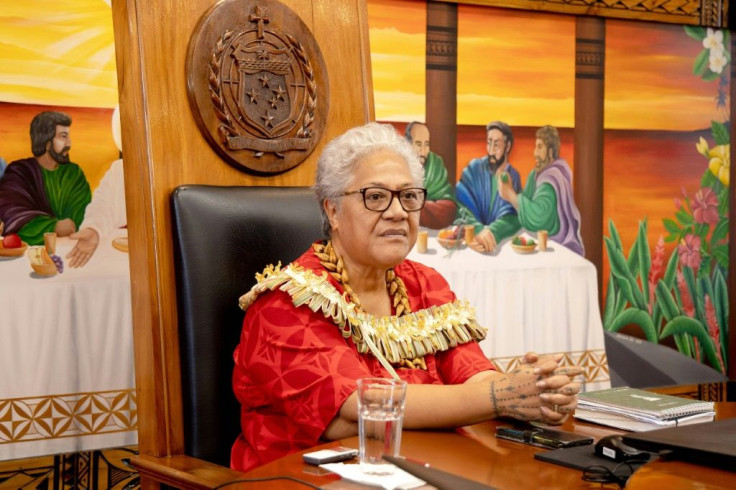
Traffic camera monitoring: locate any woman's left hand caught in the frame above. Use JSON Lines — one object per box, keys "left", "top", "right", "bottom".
{"left": 522, "top": 351, "right": 582, "bottom": 424}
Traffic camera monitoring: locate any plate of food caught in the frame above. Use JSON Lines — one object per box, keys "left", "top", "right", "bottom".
{"left": 510, "top": 235, "right": 537, "bottom": 254}
{"left": 112, "top": 236, "right": 129, "bottom": 253}
{"left": 0, "top": 233, "right": 28, "bottom": 258}
{"left": 437, "top": 226, "right": 463, "bottom": 249}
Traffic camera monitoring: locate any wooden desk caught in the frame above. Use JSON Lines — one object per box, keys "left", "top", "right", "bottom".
{"left": 224, "top": 400, "right": 734, "bottom": 489}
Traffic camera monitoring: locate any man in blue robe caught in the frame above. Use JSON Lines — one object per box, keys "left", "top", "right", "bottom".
{"left": 456, "top": 121, "right": 521, "bottom": 252}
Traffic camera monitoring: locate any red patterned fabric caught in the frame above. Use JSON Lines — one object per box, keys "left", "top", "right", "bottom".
{"left": 231, "top": 245, "right": 494, "bottom": 471}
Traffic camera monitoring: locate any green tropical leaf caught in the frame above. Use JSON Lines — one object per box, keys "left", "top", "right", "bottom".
{"left": 693, "top": 49, "right": 709, "bottom": 76}
{"left": 608, "top": 219, "right": 623, "bottom": 251}
{"left": 609, "top": 308, "right": 658, "bottom": 343}
{"left": 604, "top": 237, "right": 646, "bottom": 310}
{"left": 636, "top": 220, "right": 651, "bottom": 303}
{"left": 702, "top": 70, "right": 721, "bottom": 82}
{"left": 675, "top": 209, "right": 694, "bottom": 226}
{"left": 660, "top": 316, "right": 722, "bottom": 371}
{"left": 614, "top": 275, "right": 636, "bottom": 310}
{"left": 655, "top": 281, "right": 680, "bottom": 321}
{"left": 663, "top": 249, "right": 679, "bottom": 288}
{"left": 682, "top": 266, "right": 705, "bottom": 322}
{"left": 712, "top": 244, "right": 729, "bottom": 270}
{"left": 652, "top": 303, "right": 663, "bottom": 336}
{"left": 663, "top": 218, "right": 681, "bottom": 234}
{"left": 713, "top": 267, "right": 728, "bottom": 351}
{"left": 701, "top": 168, "right": 717, "bottom": 188}
{"left": 684, "top": 25, "right": 706, "bottom": 40}
{"left": 718, "top": 187, "right": 728, "bottom": 215}
{"left": 711, "top": 219, "right": 729, "bottom": 245}
{"left": 712, "top": 120, "right": 730, "bottom": 145}
{"left": 627, "top": 238, "right": 639, "bottom": 275}
{"left": 664, "top": 233, "right": 679, "bottom": 243}
{"left": 603, "top": 275, "right": 619, "bottom": 328}
{"left": 673, "top": 334, "right": 692, "bottom": 358}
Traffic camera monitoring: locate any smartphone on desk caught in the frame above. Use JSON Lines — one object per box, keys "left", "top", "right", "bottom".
{"left": 303, "top": 446, "right": 359, "bottom": 465}
{"left": 496, "top": 423, "right": 593, "bottom": 449}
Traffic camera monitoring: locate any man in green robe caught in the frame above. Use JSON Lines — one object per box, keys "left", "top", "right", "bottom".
{"left": 0, "top": 111, "right": 91, "bottom": 246}
{"left": 405, "top": 122, "right": 456, "bottom": 229}
{"left": 498, "top": 125, "right": 584, "bottom": 255}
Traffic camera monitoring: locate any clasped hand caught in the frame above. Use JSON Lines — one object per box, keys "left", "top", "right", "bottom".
{"left": 492, "top": 352, "right": 581, "bottom": 425}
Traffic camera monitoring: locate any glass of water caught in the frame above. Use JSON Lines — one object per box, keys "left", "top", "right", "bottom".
{"left": 356, "top": 377, "right": 408, "bottom": 474}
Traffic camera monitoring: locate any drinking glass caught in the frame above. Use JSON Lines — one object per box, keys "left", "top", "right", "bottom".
{"left": 357, "top": 377, "right": 407, "bottom": 474}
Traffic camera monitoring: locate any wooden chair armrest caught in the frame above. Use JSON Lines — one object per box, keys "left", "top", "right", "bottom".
{"left": 130, "top": 453, "right": 246, "bottom": 489}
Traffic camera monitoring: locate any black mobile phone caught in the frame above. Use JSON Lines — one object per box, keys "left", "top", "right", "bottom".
{"left": 496, "top": 424, "right": 593, "bottom": 449}
{"left": 302, "top": 446, "right": 359, "bottom": 465}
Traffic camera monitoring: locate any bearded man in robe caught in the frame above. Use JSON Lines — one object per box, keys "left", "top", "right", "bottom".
{"left": 404, "top": 122, "right": 456, "bottom": 229}
{"left": 0, "top": 111, "right": 91, "bottom": 245}
{"left": 498, "top": 125, "right": 584, "bottom": 256}
{"left": 456, "top": 121, "right": 522, "bottom": 253}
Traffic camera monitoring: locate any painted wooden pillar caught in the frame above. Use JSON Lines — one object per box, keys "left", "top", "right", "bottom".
{"left": 426, "top": 1, "right": 458, "bottom": 184}
{"left": 574, "top": 17, "right": 606, "bottom": 303}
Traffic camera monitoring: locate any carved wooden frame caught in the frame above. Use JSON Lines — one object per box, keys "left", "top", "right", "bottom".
{"left": 440, "top": 0, "right": 728, "bottom": 27}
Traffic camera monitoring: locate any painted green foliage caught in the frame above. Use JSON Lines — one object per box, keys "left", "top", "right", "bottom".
{"left": 603, "top": 27, "right": 730, "bottom": 374}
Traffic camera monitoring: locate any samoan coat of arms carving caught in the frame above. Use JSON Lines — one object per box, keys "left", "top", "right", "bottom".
{"left": 187, "top": 0, "right": 329, "bottom": 174}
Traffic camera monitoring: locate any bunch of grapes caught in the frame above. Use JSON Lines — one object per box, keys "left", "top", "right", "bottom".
{"left": 51, "top": 254, "right": 64, "bottom": 273}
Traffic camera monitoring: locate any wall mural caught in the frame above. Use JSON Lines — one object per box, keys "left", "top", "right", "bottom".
{"left": 367, "top": 0, "right": 729, "bottom": 378}
{"left": 0, "top": 1, "right": 137, "bottom": 484}
{"left": 602, "top": 25, "right": 730, "bottom": 375}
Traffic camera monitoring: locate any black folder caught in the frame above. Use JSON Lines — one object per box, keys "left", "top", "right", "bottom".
{"left": 623, "top": 418, "right": 736, "bottom": 470}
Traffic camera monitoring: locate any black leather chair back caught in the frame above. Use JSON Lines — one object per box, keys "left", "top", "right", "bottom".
{"left": 170, "top": 185, "right": 324, "bottom": 467}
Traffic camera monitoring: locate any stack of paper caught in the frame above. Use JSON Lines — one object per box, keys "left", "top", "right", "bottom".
{"left": 574, "top": 387, "right": 715, "bottom": 432}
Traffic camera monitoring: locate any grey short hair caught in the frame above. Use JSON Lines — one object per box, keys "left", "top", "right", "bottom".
{"left": 314, "top": 122, "right": 423, "bottom": 237}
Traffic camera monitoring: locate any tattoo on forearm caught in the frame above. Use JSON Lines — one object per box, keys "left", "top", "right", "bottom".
{"left": 490, "top": 380, "right": 499, "bottom": 415}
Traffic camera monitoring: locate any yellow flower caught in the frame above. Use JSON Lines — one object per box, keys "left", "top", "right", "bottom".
{"left": 708, "top": 144, "right": 730, "bottom": 186}
{"left": 696, "top": 137, "right": 710, "bottom": 157}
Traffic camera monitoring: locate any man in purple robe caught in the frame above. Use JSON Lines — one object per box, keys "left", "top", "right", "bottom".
{"left": 498, "top": 125, "right": 584, "bottom": 256}
{"left": 0, "top": 111, "right": 91, "bottom": 246}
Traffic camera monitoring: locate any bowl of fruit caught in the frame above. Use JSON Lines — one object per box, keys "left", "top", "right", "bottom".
{"left": 27, "top": 246, "right": 63, "bottom": 276}
{"left": 437, "top": 226, "right": 463, "bottom": 249}
{"left": 0, "top": 232, "right": 28, "bottom": 258}
{"left": 510, "top": 235, "right": 537, "bottom": 254}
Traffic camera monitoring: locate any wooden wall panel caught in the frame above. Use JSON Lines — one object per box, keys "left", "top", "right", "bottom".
{"left": 112, "top": 0, "right": 373, "bottom": 460}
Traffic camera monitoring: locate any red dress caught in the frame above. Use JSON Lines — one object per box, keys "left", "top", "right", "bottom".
{"left": 231, "top": 247, "right": 494, "bottom": 471}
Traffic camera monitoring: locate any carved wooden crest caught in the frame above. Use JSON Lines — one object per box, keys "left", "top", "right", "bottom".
{"left": 187, "top": 0, "right": 329, "bottom": 174}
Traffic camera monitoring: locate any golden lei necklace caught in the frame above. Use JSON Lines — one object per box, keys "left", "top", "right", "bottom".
{"left": 312, "top": 241, "right": 422, "bottom": 368}
{"left": 239, "top": 241, "right": 487, "bottom": 377}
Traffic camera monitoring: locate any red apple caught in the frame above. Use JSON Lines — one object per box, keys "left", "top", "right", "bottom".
{"left": 2, "top": 233, "right": 22, "bottom": 249}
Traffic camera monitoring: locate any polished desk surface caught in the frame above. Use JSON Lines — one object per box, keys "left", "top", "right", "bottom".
{"left": 233, "top": 398, "right": 735, "bottom": 489}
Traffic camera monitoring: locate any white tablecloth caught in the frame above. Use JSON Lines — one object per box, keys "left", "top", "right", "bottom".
{"left": 0, "top": 231, "right": 136, "bottom": 459}
{"left": 408, "top": 234, "right": 609, "bottom": 391}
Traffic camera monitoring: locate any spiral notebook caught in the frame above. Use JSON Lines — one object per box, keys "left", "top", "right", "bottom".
{"left": 574, "top": 387, "right": 715, "bottom": 432}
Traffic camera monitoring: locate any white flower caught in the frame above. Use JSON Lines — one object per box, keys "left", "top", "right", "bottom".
{"left": 709, "top": 48, "right": 728, "bottom": 74}
{"left": 703, "top": 28, "right": 724, "bottom": 51}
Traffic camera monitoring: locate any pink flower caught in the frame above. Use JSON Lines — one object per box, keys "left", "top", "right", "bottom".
{"left": 647, "top": 236, "right": 665, "bottom": 314}
{"left": 704, "top": 295, "right": 725, "bottom": 373}
{"left": 674, "top": 197, "right": 682, "bottom": 210}
{"left": 678, "top": 235, "right": 701, "bottom": 270}
{"left": 681, "top": 186, "right": 688, "bottom": 199}
{"left": 692, "top": 187, "right": 719, "bottom": 225}
{"left": 676, "top": 270, "right": 695, "bottom": 318}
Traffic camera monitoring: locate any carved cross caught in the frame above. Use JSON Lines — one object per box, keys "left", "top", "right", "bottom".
{"left": 249, "top": 6, "right": 270, "bottom": 39}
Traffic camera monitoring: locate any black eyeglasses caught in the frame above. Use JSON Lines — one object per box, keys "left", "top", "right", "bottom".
{"left": 341, "top": 187, "right": 427, "bottom": 212}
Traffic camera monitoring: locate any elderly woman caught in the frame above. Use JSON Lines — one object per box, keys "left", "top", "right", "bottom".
{"left": 231, "top": 123, "right": 581, "bottom": 472}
